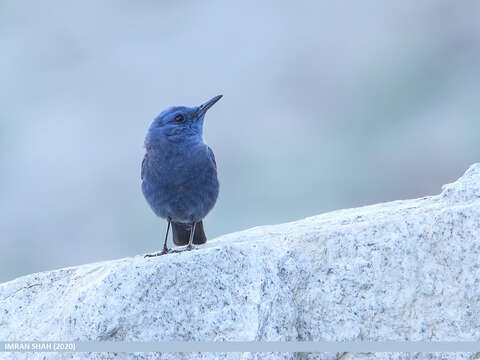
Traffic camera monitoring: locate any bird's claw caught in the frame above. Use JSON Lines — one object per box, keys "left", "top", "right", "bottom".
{"left": 167, "top": 244, "right": 197, "bottom": 254}
{"left": 144, "top": 248, "right": 170, "bottom": 258}
{"left": 145, "top": 245, "right": 197, "bottom": 257}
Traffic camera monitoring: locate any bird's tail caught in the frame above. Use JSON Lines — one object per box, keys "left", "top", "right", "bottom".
{"left": 171, "top": 221, "right": 207, "bottom": 246}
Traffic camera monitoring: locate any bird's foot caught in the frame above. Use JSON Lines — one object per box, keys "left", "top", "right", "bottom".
{"left": 168, "top": 244, "right": 197, "bottom": 254}
{"left": 144, "top": 247, "right": 170, "bottom": 258}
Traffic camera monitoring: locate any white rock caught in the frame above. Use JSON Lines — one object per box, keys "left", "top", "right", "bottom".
{"left": 2, "top": 164, "right": 480, "bottom": 360}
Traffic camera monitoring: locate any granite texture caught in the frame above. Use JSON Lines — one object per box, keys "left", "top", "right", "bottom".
{"left": 2, "top": 164, "right": 480, "bottom": 360}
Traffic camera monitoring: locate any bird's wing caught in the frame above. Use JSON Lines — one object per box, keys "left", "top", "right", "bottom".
{"left": 141, "top": 152, "right": 148, "bottom": 180}
{"left": 207, "top": 146, "right": 216, "bottom": 169}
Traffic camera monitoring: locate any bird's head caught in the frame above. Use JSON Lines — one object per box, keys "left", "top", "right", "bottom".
{"left": 145, "top": 95, "right": 222, "bottom": 146}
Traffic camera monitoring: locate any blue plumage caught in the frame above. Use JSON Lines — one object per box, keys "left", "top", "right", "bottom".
{"left": 142, "top": 95, "right": 222, "bottom": 255}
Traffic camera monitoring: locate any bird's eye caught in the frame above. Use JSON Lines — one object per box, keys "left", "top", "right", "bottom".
{"left": 174, "top": 114, "right": 185, "bottom": 123}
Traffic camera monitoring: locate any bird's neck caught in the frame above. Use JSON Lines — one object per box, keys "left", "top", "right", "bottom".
{"left": 145, "top": 135, "right": 204, "bottom": 153}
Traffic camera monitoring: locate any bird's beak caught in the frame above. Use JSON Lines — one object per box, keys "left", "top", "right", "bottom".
{"left": 197, "top": 95, "right": 222, "bottom": 117}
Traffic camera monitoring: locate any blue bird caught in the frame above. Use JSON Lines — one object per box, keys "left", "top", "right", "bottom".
{"left": 142, "top": 95, "right": 222, "bottom": 256}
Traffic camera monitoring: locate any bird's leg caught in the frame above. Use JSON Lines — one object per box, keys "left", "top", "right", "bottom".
{"left": 186, "top": 222, "right": 197, "bottom": 251}
{"left": 161, "top": 219, "right": 171, "bottom": 254}
{"left": 145, "top": 218, "right": 171, "bottom": 257}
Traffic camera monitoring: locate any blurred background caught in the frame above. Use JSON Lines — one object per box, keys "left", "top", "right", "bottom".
{"left": 1, "top": 1, "right": 479, "bottom": 282}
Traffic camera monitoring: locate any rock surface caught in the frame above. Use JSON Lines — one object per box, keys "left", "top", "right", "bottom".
{"left": 2, "top": 164, "right": 480, "bottom": 360}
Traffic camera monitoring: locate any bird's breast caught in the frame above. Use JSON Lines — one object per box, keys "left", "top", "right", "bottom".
{"left": 141, "top": 144, "right": 219, "bottom": 222}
